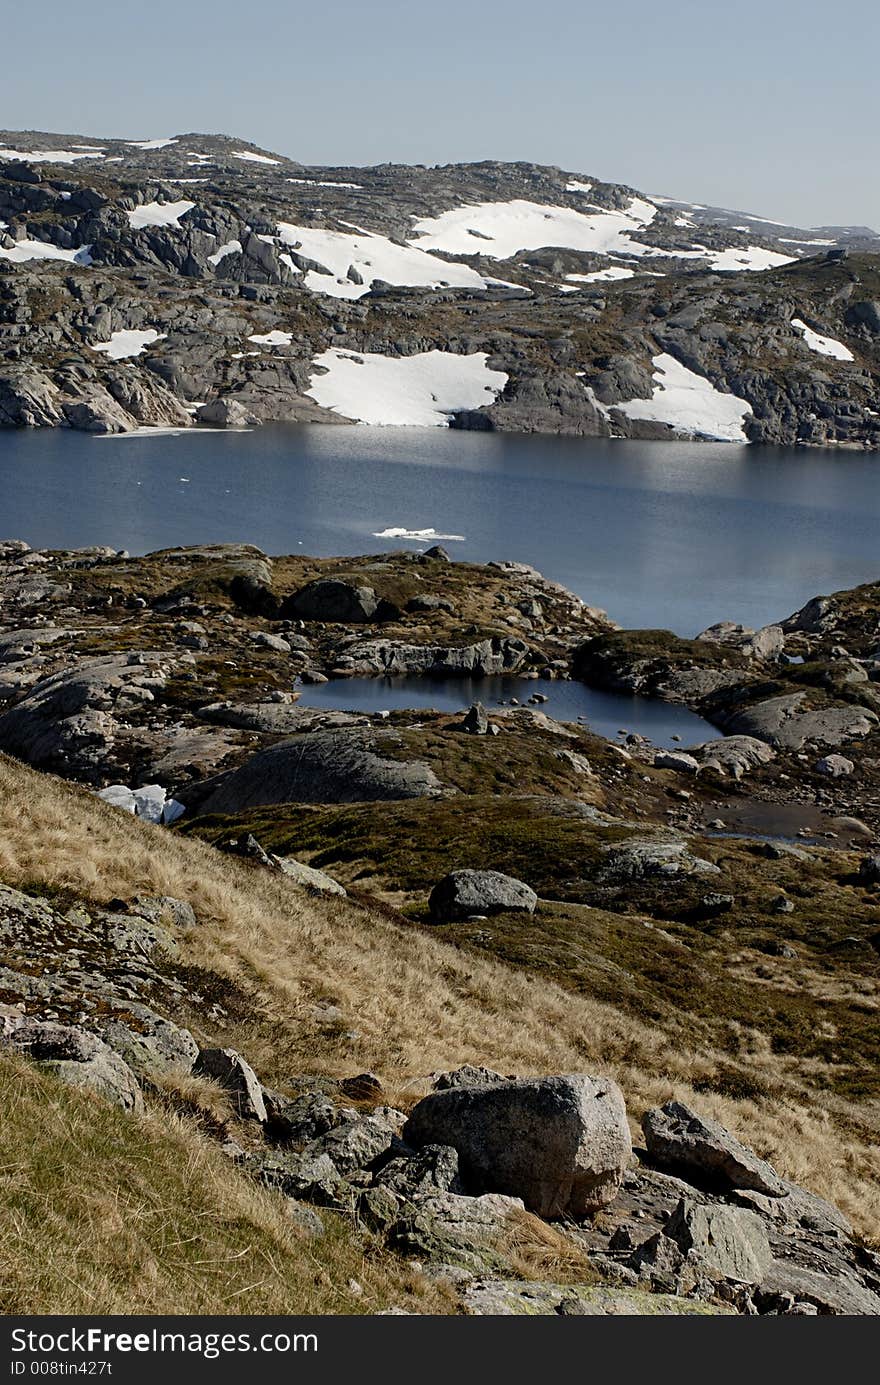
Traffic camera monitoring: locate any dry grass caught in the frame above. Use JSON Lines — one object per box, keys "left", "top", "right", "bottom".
{"left": 1, "top": 753, "right": 878, "bottom": 1243}
{"left": 0, "top": 1050, "right": 450, "bottom": 1316}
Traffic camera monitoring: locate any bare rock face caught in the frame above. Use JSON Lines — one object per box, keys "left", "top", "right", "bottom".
{"left": 403, "top": 1073, "right": 632, "bottom": 1218}
{"left": 189, "top": 726, "right": 444, "bottom": 813}
{"left": 642, "top": 1101, "right": 786, "bottom": 1197}
{"left": 428, "top": 869, "right": 538, "bottom": 922}
{"left": 3, "top": 1020, "right": 144, "bottom": 1112}
{"left": 664, "top": 1198, "right": 772, "bottom": 1285}
{"left": 195, "top": 396, "right": 260, "bottom": 427}
{"left": 281, "top": 579, "right": 387, "bottom": 623}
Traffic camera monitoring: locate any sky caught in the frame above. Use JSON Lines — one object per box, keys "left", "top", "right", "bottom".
{"left": 3, "top": 0, "right": 878, "bottom": 230}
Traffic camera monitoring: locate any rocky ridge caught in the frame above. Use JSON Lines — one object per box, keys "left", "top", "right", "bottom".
{"left": 1, "top": 130, "right": 878, "bottom": 445}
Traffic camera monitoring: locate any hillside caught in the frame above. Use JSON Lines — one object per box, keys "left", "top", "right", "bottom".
{"left": 1, "top": 538, "right": 880, "bottom": 1314}
{"left": 1, "top": 131, "right": 879, "bottom": 445}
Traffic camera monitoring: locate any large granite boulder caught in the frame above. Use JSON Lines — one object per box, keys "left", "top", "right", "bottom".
{"left": 428, "top": 869, "right": 538, "bottom": 922}
{"left": 403, "top": 1073, "right": 631, "bottom": 1218}
{"left": 642, "top": 1101, "right": 786, "bottom": 1196}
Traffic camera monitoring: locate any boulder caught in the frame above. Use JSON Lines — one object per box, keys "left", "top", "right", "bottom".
{"left": 4, "top": 1021, "right": 143, "bottom": 1112}
{"left": 281, "top": 579, "right": 388, "bottom": 623}
{"left": 642, "top": 1101, "right": 786, "bottom": 1196}
{"left": 428, "top": 869, "right": 538, "bottom": 922}
{"left": 304, "top": 1107, "right": 405, "bottom": 1175}
{"left": 194, "top": 1046, "right": 267, "bottom": 1121}
{"left": 460, "top": 702, "right": 489, "bottom": 735}
{"left": 374, "top": 1143, "right": 464, "bottom": 1197}
{"left": 653, "top": 750, "right": 700, "bottom": 774}
{"left": 403, "top": 1073, "right": 631, "bottom": 1217}
{"left": 196, "top": 397, "right": 260, "bottom": 427}
{"left": 814, "top": 753, "right": 854, "bottom": 777}
{"left": 276, "top": 856, "right": 347, "bottom": 896}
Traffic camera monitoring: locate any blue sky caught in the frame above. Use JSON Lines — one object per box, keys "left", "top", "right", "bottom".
{"left": 4, "top": 0, "right": 878, "bottom": 229}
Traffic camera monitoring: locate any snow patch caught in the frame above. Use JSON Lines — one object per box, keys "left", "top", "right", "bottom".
{"left": 565, "top": 266, "right": 635, "bottom": 284}
{"left": 127, "top": 200, "right": 195, "bottom": 230}
{"left": 272, "top": 221, "right": 489, "bottom": 298}
{"left": 791, "top": 318, "right": 854, "bottom": 361}
{"left": 90, "top": 328, "right": 165, "bottom": 360}
{"left": 408, "top": 197, "right": 658, "bottom": 260}
{"left": 0, "top": 240, "right": 92, "bottom": 265}
{"left": 247, "top": 329, "right": 293, "bottom": 347}
{"left": 288, "top": 178, "right": 363, "bottom": 189}
{"left": 306, "top": 348, "right": 508, "bottom": 426}
{"left": 126, "top": 138, "right": 178, "bottom": 151}
{"left": 233, "top": 150, "right": 280, "bottom": 165}
{"left": 0, "top": 147, "right": 104, "bottom": 164}
{"left": 614, "top": 353, "right": 752, "bottom": 442}
{"left": 565, "top": 180, "right": 594, "bottom": 194}
{"left": 208, "top": 238, "right": 242, "bottom": 266}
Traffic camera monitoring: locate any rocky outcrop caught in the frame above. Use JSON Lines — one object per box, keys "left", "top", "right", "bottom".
{"left": 337, "top": 635, "right": 529, "bottom": 678}
{"left": 641, "top": 1101, "right": 786, "bottom": 1196}
{"left": 3, "top": 1020, "right": 143, "bottom": 1112}
{"left": 186, "top": 726, "right": 445, "bottom": 813}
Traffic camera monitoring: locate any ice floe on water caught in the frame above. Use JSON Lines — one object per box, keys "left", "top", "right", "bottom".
{"left": 614, "top": 353, "right": 752, "bottom": 442}
{"left": 0, "top": 146, "right": 104, "bottom": 164}
{"left": 372, "top": 526, "right": 466, "bottom": 541}
{"left": 96, "top": 783, "right": 185, "bottom": 825}
{"left": 270, "top": 222, "right": 490, "bottom": 298}
{"left": 0, "top": 239, "right": 93, "bottom": 265}
{"left": 126, "top": 200, "right": 195, "bottom": 230}
{"left": 408, "top": 197, "right": 657, "bottom": 260}
{"left": 306, "top": 348, "right": 508, "bottom": 426}
{"left": 233, "top": 150, "right": 280, "bottom": 165}
{"left": 89, "top": 328, "right": 165, "bottom": 359}
{"left": 247, "top": 329, "right": 293, "bottom": 347}
{"left": 791, "top": 318, "right": 854, "bottom": 361}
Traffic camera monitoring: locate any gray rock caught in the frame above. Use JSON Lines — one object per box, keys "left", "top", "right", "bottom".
{"left": 815, "top": 753, "right": 854, "bottom": 777}
{"left": 305, "top": 1107, "right": 405, "bottom": 1175}
{"left": 276, "top": 856, "right": 346, "bottom": 896}
{"left": 196, "top": 397, "right": 260, "bottom": 427}
{"left": 4, "top": 1021, "right": 143, "bottom": 1113}
{"left": 664, "top": 1198, "right": 772, "bottom": 1285}
{"left": 460, "top": 702, "right": 489, "bottom": 735}
{"left": 428, "top": 869, "right": 538, "bottom": 922}
{"left": 403, "top": 1073, "right": 631, "bottom": 1217}
{"left": 194, "top": 1046, "right": 267, "bottom": 1121}
{"left": 282, "top": 579, "right": 385, "bottom": 623}
{"left": 250, "top": 630, "right": 291, "bottom": 653}
{"left": 375, "top": 1143, "right": 464, "bottom": 1198}
{"left": 461, "top": 1279, "right": 730, "bottom": 1315}
{"left": 723, "top": 692, "right": 878, "bottom": 750}
{"left": 433, "top": 1065, "right": 507, "bottom": 1090}
{"left": 653, "top": 750, "right": 700, "bottom": 774}
{"left": 642, "top": 1101, "right": 786, "bottom": 1196}
{"left": 598, "top": 838, "right": 720, "bottom": 883}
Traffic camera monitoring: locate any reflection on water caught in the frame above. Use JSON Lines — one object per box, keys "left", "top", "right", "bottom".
{"left": 1, "top": 424, "right": 878, "bottom": 634}
{"left": 295, "top": 674, "right": 718, "bottom": 749}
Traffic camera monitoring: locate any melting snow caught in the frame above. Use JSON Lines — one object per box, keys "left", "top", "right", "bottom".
{"left": 208, "top": 238, "right": 242, "bottom": 266}
{"left": 272, "top": 221, "right": 489, "bottom": 298}
{"left": 373, "top": 526, "right": 466, "bottom": 541}
{"left": 565, "top": 180, "right": 594, "bottom": 194}
{"left": 306, "top": 348, "right": 508, "bottom": 426}
{"left": 127, "top": 200, "right": 195, "bottom": 230}
{"left": 697, "top": 245, "right": 795, "bottom": 272}
{"left": 126, "top": 138, "right": 178, "bottom": 150}
{"left": 90, "top": 328, "right": 165, "bottom": 360}
{"left": 248, "top": 329, "right": 293, "bottom": 347}
{"left": 791, "top": 318, "right": 854, "bottom": 361}
{"left": 233, "top": 150, "right": 280, "bottom": 165}
{"left": 565, "top": 266, "right": 635, "bottom": 284}
{"left": 614, "top": 353, "right": 752, "bottom": 442}
{"left": 0, "top": 240, "right": 92, "bottom": 265}
{"left": 409, "top": 197, "right": 657, "bottom": 260}
{"left": 288, "top": 178, "right": 363, "bottom": 189}
{"left": 0, "top": 146, "right": 104, "bottom": 164}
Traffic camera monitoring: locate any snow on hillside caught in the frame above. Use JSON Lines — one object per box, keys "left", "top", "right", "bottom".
{"left": 271, "top": 222, "right": 490, "bottom": 298}
{"left": 90, "top": 329, "right": 165, "bottom": 359}
{"left": 791, "top": 318, "right": 854, "bottom": 361}
{"left": 248, "top": 329, "right": 293, "bottom": 347}
{"left": 233, "top": 150, "right": 280, "bottom": 165}
{"left": 305, "top": 348, "right": 508, "bottom": 425}
{"left": 697, "top": 244, "right": 795, "bottom": 272}
{"left": 207, "top": 239, "right": 242, "bottom": 266}
{"left": 126, "top": 201, "right": 195, "bottom": 230}
{"left": 614, "top": 354, "right": 752, "bottom": 442}
{"left": 126, "top": 138, "right": 177, "bottom": 151}
{"left": 0, "top": 146, "right": 104, "bottom": 164}
{"left": 408, "top": 197, "right": 658, "bottom": 260}
{"left": 0, "top": 239, "right": 93, "bottom": 265}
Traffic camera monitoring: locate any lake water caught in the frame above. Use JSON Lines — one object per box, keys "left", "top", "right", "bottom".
{"left": 295, "top": 674, "right": 718, "bottom": 747}
{"left": 1, "top": 424, "right": 878, "bottom": 634}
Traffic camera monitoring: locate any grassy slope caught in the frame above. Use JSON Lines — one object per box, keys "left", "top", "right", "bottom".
{"left": 0, "top": 1051, "right": 446, "bottom": 1316}
{"left": 0, "top": 752, "right": 878, "bottom": 1249}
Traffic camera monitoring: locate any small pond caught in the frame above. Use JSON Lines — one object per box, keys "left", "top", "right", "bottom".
{"left": 294, "top": 674, "right": 719, "bottom": 749}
